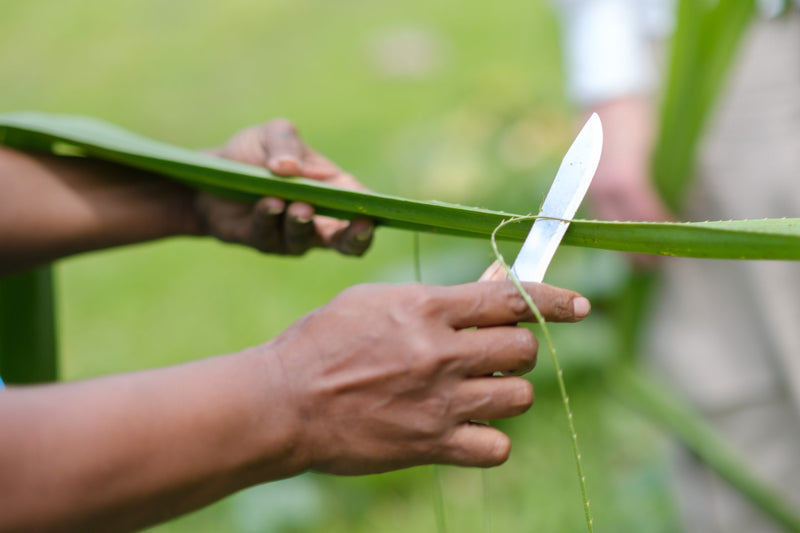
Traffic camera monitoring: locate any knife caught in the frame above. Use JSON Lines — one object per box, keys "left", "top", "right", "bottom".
{"left": 510, "top": 113, "right": 603, "bottom": 283}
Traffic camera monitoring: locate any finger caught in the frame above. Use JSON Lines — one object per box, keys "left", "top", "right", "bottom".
{"left": 478, "top": 260, "right": 507, "bottom": 281}
{"left": 221, "top": 128, "right": 270, "bottom": 166}
{"left": 301, "top": 149, "right": 343, "bottom": 180}
{"left": 325, "top": 217, "right": 374, "bottom": 256}
{"left": 283, "top": 202, "right": 316, "bottom": 255}
{"left": 453, "top": 326, "right": 537, "bottom": 376}
{"left": 195, "top": 194, "right": 253, "bottom": 243}
{"left": 250, "top": 197, "right": 286, "bottom": 252}
{"left": 438, "top": 423, "right": 512, "bottom": 467}
{"left": 260, "top": 119, "right": 305, "bottom": 176}
{"left": 434, "top": 281, "right": 590, "bottom": 329}
{"left": 320, "top": 171, "right": 370, "bottom": 193}
{"left": 452, "top": 377, "right": 534, "bottom": 422}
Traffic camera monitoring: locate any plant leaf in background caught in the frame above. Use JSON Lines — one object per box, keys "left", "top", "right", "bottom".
{"left": 611, "top": 367, "right": 800, "bottom": 533}
{"left": 620, "top": 0, "right": 800, "bottom": 530}
{"left": 653, "top": 0, "right": 756, "bottom": 212}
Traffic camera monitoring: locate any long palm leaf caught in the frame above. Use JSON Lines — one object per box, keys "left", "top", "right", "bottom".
{"left": 2, "top": 111, "right": 800, "bottom": 260}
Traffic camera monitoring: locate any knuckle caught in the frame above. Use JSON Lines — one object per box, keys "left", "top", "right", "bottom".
{"left": 408, "top": 334, "right": 461, "bottom": 379}
{"left": 415, "top": 398, "right": 452, "bottom": 434}
{"left": 285, "top": 222, "right": 315, "bottom": 243}
{"left": 551, "top": 292, "right": 575, "bottom": 321}
{"left": 504, "top": 283, "right": 532, "bottom": 320}
{"left": 407, "top": 285, "right": 444, "bottom": 319}
{"left": 513, "top": 328, "right": 538, "bottom": 371}
{"left": 508, "top": 378, "right": 534, "bottom": 413}
{"left": 408, "top": 336, "right": 440, "bottom": 369}
{"left": 267, "top": 117, "right": 296, "bottom": 132}
{"left": 485, "top": 433, "right": 512, "bottom": 466}
{"left": 339, "top": 234, "right": 372, "bottom": 257}
{"left": 346, "top": 243, "right": 371, "bottom": 257}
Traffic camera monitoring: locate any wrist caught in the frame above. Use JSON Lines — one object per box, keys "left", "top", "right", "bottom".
{"left": 230, "top": 344, "right": 311, "bottom": 482}
{"left": 174, "top": 187, "right": 205, "bottom": 237}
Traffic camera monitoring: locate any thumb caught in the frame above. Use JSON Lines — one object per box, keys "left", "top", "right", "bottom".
{"left": 478, "top": 260, "right": 507, "bottom": 282}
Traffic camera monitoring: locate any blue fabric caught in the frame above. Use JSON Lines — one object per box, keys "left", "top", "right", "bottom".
{"left": 0, "top": 374, "right": 4, "bottom": 388}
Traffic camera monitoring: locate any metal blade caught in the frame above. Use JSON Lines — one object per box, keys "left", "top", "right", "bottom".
{"left": 511, "top": 113, "right": 603, "bottom": 282}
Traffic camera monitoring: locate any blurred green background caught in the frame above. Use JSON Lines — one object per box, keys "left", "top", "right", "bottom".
{"left": 0, "top": 1, "right": 678, "bottom": 531}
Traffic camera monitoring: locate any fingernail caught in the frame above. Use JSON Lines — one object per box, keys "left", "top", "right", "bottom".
{"left": 266, "top": 205, "right": 284, "bottom": 215}
{"left": 270, "top": 156, "right": 300, "bottom": 174}
{"left": 354, "top": 226, "right": 373, "bottom": 242}
{"left": 479, "top": 260, "right": 505, "bottom": 281}
{"left": 573, "top": 297, "right": 591, "bottom": 318}
{"left": 294, "top": 215, "right": 312, "bottom": 224}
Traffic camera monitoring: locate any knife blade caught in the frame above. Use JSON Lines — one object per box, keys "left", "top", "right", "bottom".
{"left": 510, "top": 113, "right": 603, "bottom": 282}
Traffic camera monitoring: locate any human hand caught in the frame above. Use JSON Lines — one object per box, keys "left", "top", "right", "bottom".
{"left": 585, "top": 98, "right": 673, "bottom": 267}
{"left": 195, "top": 119, "right": 373, "bottom": 256}
{"left": 590, "top": 163, "right": 671, "bottom": 224}
{"left": 264, "top": 281, "right": 590, "bottom": 475}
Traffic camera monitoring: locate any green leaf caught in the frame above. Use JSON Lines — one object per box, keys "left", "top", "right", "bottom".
{"left": 653, "top": 0, "right": 756, "bottom": 212}
{"left": 3, "top": 111, "right": 800, "bottom": 261}
{"left": 611, "top": 366, "right": 800, "bottom": 533}
{"left": 0, "top": 267, "right": 58, "bottom": 384}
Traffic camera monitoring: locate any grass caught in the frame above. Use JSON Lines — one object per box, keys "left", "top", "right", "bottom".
{"left": 0, "top": 2, "right": 678, "bottom": 531}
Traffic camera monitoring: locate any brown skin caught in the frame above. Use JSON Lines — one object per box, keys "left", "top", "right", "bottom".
{"left": 0, "top": 118, "right": 372, "bottom": 275}
{"left": 0, "top": 119, "right": 591, "bottom": 532}
{"left": 199, "top": 119, "right": 373, "bottom": 257}
{"left": 0, "top": 280, "right": 589, "bottom": 533}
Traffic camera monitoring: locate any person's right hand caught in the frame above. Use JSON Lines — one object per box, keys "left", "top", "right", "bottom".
{"left": 259, "top": 281, "right": 590, "bottom": 476}
{"left": 0, "top": 280, "right": 587, "bottom": 531}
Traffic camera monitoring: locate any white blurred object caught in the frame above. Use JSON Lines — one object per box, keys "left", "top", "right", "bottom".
{"left": 551, "top": 0, "right": 797, "bottom": 105}
{"left": 551, "top": 0, "right": 675, "bottom": 106}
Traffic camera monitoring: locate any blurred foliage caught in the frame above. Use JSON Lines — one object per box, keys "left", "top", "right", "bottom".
{"left": 0, "top": 267, "right": 57, "bottom": 383}
{"left": 0, "top": 1, "right": 677, "bottom": 531}
{"left": 653, "top": 0, "right": 755, "bottom": 213}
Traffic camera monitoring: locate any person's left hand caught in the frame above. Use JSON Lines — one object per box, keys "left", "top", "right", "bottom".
{"left": 195, "top": 119, "right": 373, "bottom": 256}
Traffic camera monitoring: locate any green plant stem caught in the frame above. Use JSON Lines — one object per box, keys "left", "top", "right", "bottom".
{"left": 412, "top": 233, "right": 423, "bottom": 284}
{"left": 431, "top": 466, "right": 447, "bottom": 533}
{"left": 490, "top": 216, "right": 594, "bottom": 533}
{"left": 610, "top": 366, "right": 800, "bottom": 532}
{"left": 654, "top": 0, "right": 755, "bottom": 211}
{"left": 411, "top": 233, "right": 449, "bottom": 533}
{"left": 481, "top": 468, "right": 491, "bottom": 533}
{"left": 0, "top": 266, "right": 58, "bottom": 384}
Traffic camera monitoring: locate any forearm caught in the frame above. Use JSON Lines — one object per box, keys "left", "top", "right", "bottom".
{"left": 0, "top": 347, "right": 304, "bottom": 533}
{"left": 0, "top": 146, "right": 200, "bottom": 275}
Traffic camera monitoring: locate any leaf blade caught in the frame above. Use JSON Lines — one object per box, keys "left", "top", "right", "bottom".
{"left": 2, "top": 112, "right": 800, "bottom": 260}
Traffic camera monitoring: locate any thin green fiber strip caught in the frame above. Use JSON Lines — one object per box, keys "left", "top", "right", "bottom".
{"left": 490, "top": 216, "right": 594, "bottom": 533}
